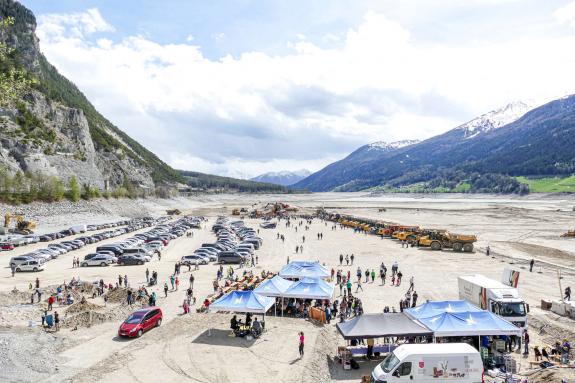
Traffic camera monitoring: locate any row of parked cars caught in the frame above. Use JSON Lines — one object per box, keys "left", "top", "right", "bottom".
{"left": 180, "top": 217, "right": 262, "bottom": 266}
{"left": 84, "top": 216, "right": 204, "bottom": 268}
{"left": 1, "top": 219, "right": 141, "bottom": 252}
{"left": 8, "top": 217, "right": 163, "bottom": 272}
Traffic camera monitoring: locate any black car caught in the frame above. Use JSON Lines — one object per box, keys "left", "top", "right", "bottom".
{"left": 117, "top": 255, "right": 145, "bottom": 266}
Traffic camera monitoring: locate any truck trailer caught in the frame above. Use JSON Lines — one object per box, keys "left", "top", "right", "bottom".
{"left": 458, "top": 274, "right": 528, "bottom": 328}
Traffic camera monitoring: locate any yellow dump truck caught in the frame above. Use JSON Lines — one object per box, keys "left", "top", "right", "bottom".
{"left": 418, "top": 231, "right": 477, "bottom": 252}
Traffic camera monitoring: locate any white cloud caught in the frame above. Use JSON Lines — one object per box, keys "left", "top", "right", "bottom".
{"left": 186, "top": 34, "right": 194, "bottom": 42}
{"left": 554, "top": 2, "right": 575, "bottom": 27}
{"left": 35, "top": 8, "right": 574, "bottom": 178}
{"left": 37, "top": 8, "right": 114, "bottom": 41}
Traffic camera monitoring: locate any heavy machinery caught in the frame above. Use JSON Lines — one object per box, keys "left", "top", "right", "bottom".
{"left": 4, "top": 214, "right": 36, "bottom": 234}
{"left": 392, "top": 229, "right": 421, "bottom": 243}
{"left": 166, "top": 209, "right": 181, "bottom": 216}
{"left": 232, "top": 209, "right": 241, "bottom": 216}
{"left": 418, "top": 231, "right": 476, "bottom": 252}
{"left": 561, "top": 229, "right": 575, "bottom": 238}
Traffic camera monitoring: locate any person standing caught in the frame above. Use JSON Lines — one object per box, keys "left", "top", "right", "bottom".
{"left": 146, "top": 268, "right": 150, "bottom": 283}
{"left": 370, "top": 269, "right": 375, "bottom": 283}
{"left": 364, "top": 269, "right": 370, "bottom": 283}
{"left": 298, "top": 332, "right": 305, "bottom": 357}
{"left": 164, "top": 283, "right": 169, "bottom": 298}
{"left": 346, "top": 280, "right": 352, "bottom": 296}
{"left": 11, "top": 264, "right": 15, "bottom": 277}
{"left": 345, "top": 254, "right": 349, "bottom": 265}
{"left": 530, "top": 259, "right": 535, "bottom": 272}
{"left": 523, "top": 331, "right": 530, "bottom": 355}
{"left": 35, "top": 277, "right": 40, "bottom": 289}
{"left": 397, "top": 271, "right": 403, "bottom": 286}
{"left": 367, "top": 338, "right": 374, "bottom": 359}
{"left": 350, "top": 254, "right": 355, "bottom": 265}
{"left": 54, "top": 311, "right": 60, "bottom": 332}
{"left": 175, "top": 276, "right": 180, "bottom": 291}
{"left": 486, "top": 246, "right": 490, "bottom": 256}
{"left": 412, "top": 291, "right": 418, "bottom": 307}
{"left": 339, "top": 254, "right": 343, "bottom": 265}
{"left": 124, "top": 275, "right": 128, "bottom": 288}
{"left": 189, "top": 273, "right": 195, "bottom": 289}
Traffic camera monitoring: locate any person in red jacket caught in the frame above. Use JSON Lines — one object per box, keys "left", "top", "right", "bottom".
{"left": 48, "top": 295, "right": 55, "bottom": 311}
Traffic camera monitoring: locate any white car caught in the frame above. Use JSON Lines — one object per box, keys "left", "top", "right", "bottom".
{"left": 181, "top": 255, "right": 209, "bottom": 265}
{"left": 81, "top": 255, "right": 114, "bottom": 267}
{"left": 15, "top": 260, "right": 44, "bottom": 272}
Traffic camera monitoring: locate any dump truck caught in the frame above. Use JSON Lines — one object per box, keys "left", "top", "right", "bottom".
{"left": 232, "top": 209, "right": 240, "bottom": 216}
{"left": 418, "top": 231, "right": 476, "bottom": 252}
{"left": 458, "top": 274, "right": 528, "bottom": 328}
{"left": 561, "top": 230, "right": 575, "bottom": 238}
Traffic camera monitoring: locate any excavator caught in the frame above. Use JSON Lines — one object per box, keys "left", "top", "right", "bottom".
{"left": 418, "top": 230, "right": 476, "bottom": 252}
{"left": 4, "top": 214, "right": 36, "bottom": 234}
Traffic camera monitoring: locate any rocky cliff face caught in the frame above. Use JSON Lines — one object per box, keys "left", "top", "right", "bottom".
{"left": 0, "top": 0, "right": 178, "bottom": 189}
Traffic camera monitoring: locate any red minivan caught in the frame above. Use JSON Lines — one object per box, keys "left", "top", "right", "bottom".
{"left": 118, "top": 307, "right": 163, "bottom": 338}
{"left": 0, "top": 242, "right": 15, "bottom": 251}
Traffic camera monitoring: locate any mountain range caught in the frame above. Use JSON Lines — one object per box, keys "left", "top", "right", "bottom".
{"left": 295, "top": 98, "right": 575, "bottom": 193}
{"left": 0, "top": 0, "right": 281, "bottom": 197}
{"left": 251, "top": 170, "right": 311, "bottom": 186}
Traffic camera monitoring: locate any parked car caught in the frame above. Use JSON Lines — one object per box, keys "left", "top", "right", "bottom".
{"left": 0, "top": 242, "right": 15, "bottom": 251}
{"left": 180, "top": 254, "right": 209, "bottom": 265}
{"left": 118, "top": 307, "right": 163, "bottom": 338}
{"left": 117, "top": 255, "right": 146, "bottom": 266}
{"left": 14, "top": 260, "right": 44, "bottom": 272}
{"left": 81, "top": 255, "right": 114, "bottom": 267}
{"left": 9, "top": 256, "right": 35, "bottom": 268}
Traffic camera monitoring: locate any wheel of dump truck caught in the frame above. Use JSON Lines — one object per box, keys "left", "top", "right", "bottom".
{"left": 452, "top": 242, "right": 463, "bottom": 252}
{"left": 463, "top": 243, "right": 474, "bottom": 252}
{"left": 430, "top": 241, "right": 441, "bottom": 251}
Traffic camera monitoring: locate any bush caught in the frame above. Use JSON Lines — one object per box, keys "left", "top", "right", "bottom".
{"left": 67, "top": 176, "right": 80, "bottom": 202}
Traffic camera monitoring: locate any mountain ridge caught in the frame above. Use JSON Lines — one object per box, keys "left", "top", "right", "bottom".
{"left": 251, "top": 169, "right": 311, "bottom": 186}
{"left": 294, "top": 98, "right": 573, "bottom": 193}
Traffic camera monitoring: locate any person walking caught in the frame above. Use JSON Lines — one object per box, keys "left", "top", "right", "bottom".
{"left": 339, "top": 254, "right": 343, "bottom": 265}
{"left": 370, "top": 269, "right": 375, "bottom": 283}
{"left": 118, "top": 275, "right": 123, "bottom": 287}
{"left": 346, "top": 279, "right": 352, "bottom": 296}
{"left": 164, "top": 283, "right": 169, "bottom": 298}
{"left": 565, "top": 286, "right": 571, "bottom": 301}
{"left": 397, "top": 271, "right": 403, "bottom": 286}
{"left": 356, "top": 267, "right": 362, "bottom": 282}
{"left": 298, "top": 332, "right": 305, "bottom": 357}
{"left": 380, "top": 268, "right": 385, "bottom": 285}
{"left": 523, "top": 331, "right": 530, "bottom": 355}
{"left": 409, "top": 276, "right": 414, "bottom": 292}
{"left": 345, "top": 254, "right": 349, "bottom": 265}
{"left": 356, "top": 279, "right": 363, "bottom": 293}
{"left": 530, "top": 259, "right": 535, "bottom": 272}
{"left": 11, "top": 264, "right": 15, "bottom": 277}
{"left": 124, "top": 275, "right": 128, "bottom": 288}
{"left": 364, "top": 269, "right": 370, "bottom": 283}
{"left": 175, "top": 276, "right": 180, "bottom": 291}
{"left": 170, "top": 275, "right": 175, "bottom": 290}
{"left": 146, "top": 268, "right": 150, "bottom": 283}
{"left": 486, "top": 246, "right": 490, "bottom": 256}
{"left": 350, "top": 254, "right": 355, "bottom": 265}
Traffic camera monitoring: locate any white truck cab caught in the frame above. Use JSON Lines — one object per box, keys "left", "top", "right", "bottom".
{"left": 372, "top": 343, "right": 483, "bottom": 383}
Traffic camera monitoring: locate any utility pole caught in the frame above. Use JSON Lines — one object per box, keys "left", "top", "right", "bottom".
{"left": 557, "top": 269, "right": 563, "bottom": 302}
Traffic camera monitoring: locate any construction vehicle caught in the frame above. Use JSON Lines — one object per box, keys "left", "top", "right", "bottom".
{"left": 232, "top": 209, "right": 240, "bottom": 216}
{"left": 418, "top": 231, "right": 476, "bottom": 252}
{"left": 392, "top": 229, "right": 421, "bottom": 243}
{"left": 4, "top": 214, "right": 36, "bottom": 234}
{"left": 561, "top": 230, "right": 575, "bottom": 238}
{"left": 166, "top": 209, "right": 181, "bottom": 216}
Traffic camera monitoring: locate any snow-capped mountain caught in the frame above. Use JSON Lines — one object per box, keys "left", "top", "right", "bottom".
{"left": 457, "top": 101, "right": 536, "bottom": 139}
{"left": 367, "top": 140, "right": 420, "bottom": 151}
{"left": 251, "top": 170, "right": 311, "bottom": 186}
{"left": 295, "top": 96, "right": 573, "bottom": 192}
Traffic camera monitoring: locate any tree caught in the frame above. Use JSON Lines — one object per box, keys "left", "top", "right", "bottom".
{"left": 0, "top": 17, "right": 34, "bottom": 106}
{"left": 67, "top": 176, "right": 80, "bottom": 202}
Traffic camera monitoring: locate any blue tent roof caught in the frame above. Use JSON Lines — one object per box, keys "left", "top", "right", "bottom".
{"left": 418, "top": 311, "right": 522, "bottom": 337}
{"left": 282, "top": 277, "right": 335, "bottom": 300}
{"left": 209, "top": 291, "right": 275, "bottom": 314}
{"left": 253, "top": 276, "right": 294, "bottom": 297}
{"left": 405, "top": 300, "right": 482, "bottom": 320}
{"left": 279, "top": 261, "right": 330, "bottom": 279}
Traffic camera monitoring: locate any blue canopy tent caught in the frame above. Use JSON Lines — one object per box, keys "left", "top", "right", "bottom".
{"left": 282, "top": 277, "right": 335, "bottom": 300}
{"left": 418, "top": 311, "right": 522, "bottom": 337}
{"left": 253, "top": 275, "right": 294, "bottom": 297}
{"left": 209, "top": 290, "right": 275, "bottom": 314}
{"left": 405, "top": 300, "right": 483, "bottom": 320}
{"left": 279, "top": 261, "right": 330, "bottom": 280}
{"left": 253, "top": 275, "right": 294, "bottom": 316}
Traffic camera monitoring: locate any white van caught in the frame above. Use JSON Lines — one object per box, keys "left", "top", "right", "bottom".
{"left": 372, "top": 343, "right": 483, "bottom": 383}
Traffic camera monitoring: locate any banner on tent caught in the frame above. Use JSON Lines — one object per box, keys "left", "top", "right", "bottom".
{"left": 310, "top": 307, "right": 326, "bottom": 323}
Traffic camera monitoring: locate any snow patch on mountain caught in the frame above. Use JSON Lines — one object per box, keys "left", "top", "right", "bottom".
{"left": 367, "top": 140, "right": 420, "bottom": 151}
{"left": 458, "top": 101, "right": 536, "bottom": 139}
{"left": 251, "top": 169, "right": 311, "bottom": 186}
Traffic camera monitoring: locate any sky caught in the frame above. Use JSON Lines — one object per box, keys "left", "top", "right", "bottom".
{"left": 19, "top": 0, "right": 575, "bottom": 179}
